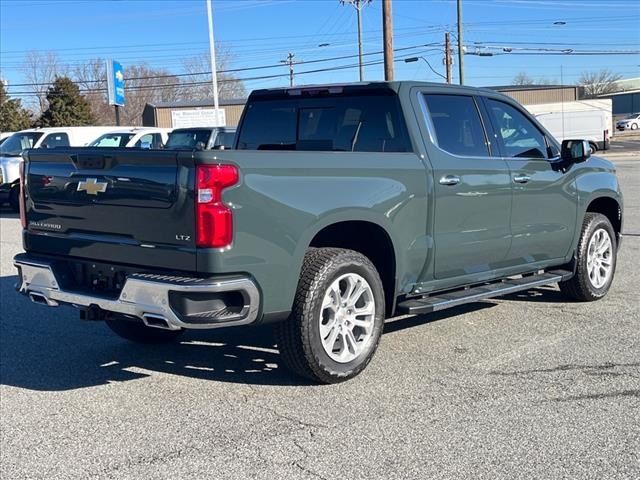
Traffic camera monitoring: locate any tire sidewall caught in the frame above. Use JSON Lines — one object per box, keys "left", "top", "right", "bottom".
{"left": 578, "top": 215, "right": 617, "bottom": 298}
{"left": 307, "top": 257, "right": 385, "bottom": 377}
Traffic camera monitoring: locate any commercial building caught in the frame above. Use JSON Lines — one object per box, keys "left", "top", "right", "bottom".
{"left": 142, "top": 99, "right": 246, "bottom": 128}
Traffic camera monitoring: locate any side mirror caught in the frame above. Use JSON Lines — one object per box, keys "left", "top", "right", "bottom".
{"left": 212, "top": 145, "right": 225, "bottom": 151}
{"left": 561, "top": 139, "right": 591, "bottom": 164}
{"left": 195, "top": 141, "right": 206, "bottom": 151}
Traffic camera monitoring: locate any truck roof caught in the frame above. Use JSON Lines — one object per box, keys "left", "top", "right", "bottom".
{"left": 249, "top": 81, "right": 502, "bottom": 100}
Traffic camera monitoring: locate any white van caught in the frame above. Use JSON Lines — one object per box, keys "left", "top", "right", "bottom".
{"left": 0, "top": 126, "right": 118, "bottom": 211}
{"left": 89, "top": 127, "right": 172, "bottom": 149}
{"left": 534, "top": 110, "right": 610, "bottom": 153}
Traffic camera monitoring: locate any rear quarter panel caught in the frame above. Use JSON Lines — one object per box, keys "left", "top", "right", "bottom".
{"left": 193, "top": 150, "right": 429, "bottom": 316}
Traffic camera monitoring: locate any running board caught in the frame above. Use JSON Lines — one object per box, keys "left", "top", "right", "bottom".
{"left": 396, "top": 270, "right": 573, "bottom": 315}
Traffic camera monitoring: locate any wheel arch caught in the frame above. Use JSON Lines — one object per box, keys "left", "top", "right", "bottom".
{"left": 307, "top": 219, "right": 397, "bottom": 317}
{"left": 585, "top": 196, "right": 622, "bottom": 245}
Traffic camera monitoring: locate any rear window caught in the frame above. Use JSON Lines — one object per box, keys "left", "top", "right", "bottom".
{"left": 165, "top": 130, "right": 212, "bottom": 150}
{"left": 236, "top": 95, "right": 411, "bottom": 152}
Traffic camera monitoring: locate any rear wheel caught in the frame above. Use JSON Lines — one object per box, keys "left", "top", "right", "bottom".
{"left": 589, "top": 142, "right": 598, "bottom": 153}
{"left": 559, "top": 213, "right": 617, "bottom": 301}
{"left": 274, "top": 248, "right": 385, "bottom": 384}
{"left": 105, "top": 316, "right": 184, "bottom": 344}
{"left": 8, "top": 184, "right": 19, "bottom": 212}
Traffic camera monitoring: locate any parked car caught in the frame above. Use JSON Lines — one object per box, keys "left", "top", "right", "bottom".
{"left": 164, "top": 127, "right": 236, "bottom": 150}
{"left": 616, "top": 113, "right": 640, "bottom": 131}
{"left": 534, "top": 109, "right": 610, "bottom": 152}
{"left": 89, "top": 127, "right": 171, "bottom": 149}
{"left": 14, "top": 82, "right": 622, "bottom": 383}
{"left": 0, "top": 127, "right": 119, "bottom": 211}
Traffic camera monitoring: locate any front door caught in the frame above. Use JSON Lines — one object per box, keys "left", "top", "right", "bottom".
{"left": 483, "top": 98, "right": 577, "bottom": 265}
{"left": 418, "top": 93, "right": 513, "bottom": 280}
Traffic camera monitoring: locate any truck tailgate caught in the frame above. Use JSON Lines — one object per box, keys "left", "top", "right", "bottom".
{"left": 24, "top": 148, "right": 196, "bottom": 271}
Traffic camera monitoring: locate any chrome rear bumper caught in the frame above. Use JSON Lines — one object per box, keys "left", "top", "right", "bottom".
{"left": 14, "top": 256, "right": 260, "bottom": 330}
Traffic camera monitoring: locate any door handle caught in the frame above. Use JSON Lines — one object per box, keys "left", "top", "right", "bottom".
{"left": 439, "top": 175, "right": 461, "bottom": 186}
{"left": 513, "top": 174, "right": 531, "bottom": 184}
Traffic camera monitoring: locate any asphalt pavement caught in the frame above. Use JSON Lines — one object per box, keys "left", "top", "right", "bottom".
{"left": 1, "top": 151, "right": 638, "bottom": 479}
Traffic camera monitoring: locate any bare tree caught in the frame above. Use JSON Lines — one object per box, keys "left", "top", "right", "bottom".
{"left": 118, "top": 64, "right": 182, "bottom": 126}
{"left": 512, "top": 72, "right": 534, "bottom": 85}
{"left": 21, "top": 51, "right": 69, "bottom": 115}
{"left": 579, "top": 69, "right": 623, "bottom": 98}
{"left": 512, "top": 72, "right": 557, "bottom": 86}
{"left": 181, "top": 47, "right": 246, "bottom": 101}
{"left": 73, "top": 59, "right": 112, "bottom": 125}
{"left": 73, "top": 60, "right": 182, "bottom": 126}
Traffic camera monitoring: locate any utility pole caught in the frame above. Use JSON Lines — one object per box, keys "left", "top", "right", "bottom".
{"left": 206, "top": 0, "right": 220, "bottom": 122}
{"left": 282, "top": 52, "right": 295, "bottom": 87}
{"left": 456, "top": 0, "right": 464, "bottom": 85}
{"left": 341, "top": 0, "right": 370, "bottom": 81}
{"left": 444, "top": 32, "right": 452, "bottom": 84}
{"left": 382, "top": 0, "right": 394, "bottom": 81}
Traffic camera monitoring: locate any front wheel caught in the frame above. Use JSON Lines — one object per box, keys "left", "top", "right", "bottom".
{"left": 589, "top": 142, "right": 598, "bottom": 153}
{"left": 274, "top": 248, "right": 385, "bottom": 384}
{"left": 631, "top": 123, "right": 639, "bottom": 130}
{"left": 105, "top": 316, "right": 185, "bottom": 344}
{"left": 559, "top": 213, "right": 617, "bottom": 301}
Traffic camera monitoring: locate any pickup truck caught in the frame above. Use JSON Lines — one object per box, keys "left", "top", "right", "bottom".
{"left": 14, "top": 82, "right": 623, "bottom": 383}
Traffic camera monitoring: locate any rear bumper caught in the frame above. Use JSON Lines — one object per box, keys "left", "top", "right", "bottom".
{"left": 14, "top": 254, "right": 261, "bottom": 330}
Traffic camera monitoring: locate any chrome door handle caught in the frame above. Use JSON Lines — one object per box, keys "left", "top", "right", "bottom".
{"left": 439, "top": 175, "right": 461, "bottom": 186}
{"left": 513, "top": 174, "right": 531, "bottom": 184}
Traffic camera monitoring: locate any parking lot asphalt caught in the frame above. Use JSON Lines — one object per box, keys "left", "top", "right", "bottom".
{"left": 1, "top": 153, "right": 639, "bottom": 480}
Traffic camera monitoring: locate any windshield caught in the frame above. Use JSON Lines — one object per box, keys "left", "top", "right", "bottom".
{"left": 90, "top": 133, "right": 136, "bottom": 147}
{"left": 165, "top": 130, "right": 212, "bottom": 150}
{"left": 0, "top": 132, "right": 44, "bottom": 156}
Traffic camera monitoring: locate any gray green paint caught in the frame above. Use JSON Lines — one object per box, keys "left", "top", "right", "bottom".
{"left": 193, "top": 82, "right": 622, "bottom": 317}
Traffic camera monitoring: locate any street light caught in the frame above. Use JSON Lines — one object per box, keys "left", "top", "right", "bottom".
{"left": 404, "top": 56, "right": 447, "bottom": 81}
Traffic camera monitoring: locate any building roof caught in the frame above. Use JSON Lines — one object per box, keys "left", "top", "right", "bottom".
{"left": 146, "top": 98, "right": 247, "bottom": 108}
{"left": 486, "top": 84, "right": 577, "bottom": 92}
{"left": 598, "top": 89, "right": 640, "bottom": 98}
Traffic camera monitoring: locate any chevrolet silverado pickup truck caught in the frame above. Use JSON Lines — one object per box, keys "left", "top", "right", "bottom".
{"left": 14, "top": 82, "right": 623, "bottom": 383}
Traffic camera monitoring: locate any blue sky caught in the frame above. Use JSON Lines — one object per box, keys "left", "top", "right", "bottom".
{"left": 1, "top": 0, "right": 639, "bottom": 99}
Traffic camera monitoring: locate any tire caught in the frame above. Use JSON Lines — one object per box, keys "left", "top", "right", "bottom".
{"left": 8, "top": 184, "right": 20, "bottom": 213}
{"left": 559, "top": 213, "right": 617, "bottom": 301}
{"left": 105, "top": 316, "right": 184, "bottom": 344}
{"left": 274, "top": 248, "right": 385, "bottom": 384}
{"left": 589, "top": 142, "right": 597, "bottom": 153}
{"left": 631, "top": 123, "right": 638, "bottom": 131}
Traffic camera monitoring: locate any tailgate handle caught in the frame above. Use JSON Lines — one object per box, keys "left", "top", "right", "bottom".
{"left": 71, "top": 154, "right": 111, "bottom": 170}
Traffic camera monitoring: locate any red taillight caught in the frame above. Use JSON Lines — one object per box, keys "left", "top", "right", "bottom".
{"left": 195, "top": 164, "right": 238, "bottom": 248}
{"left": 19, "top": 159, "right": 26, "bottom": 229}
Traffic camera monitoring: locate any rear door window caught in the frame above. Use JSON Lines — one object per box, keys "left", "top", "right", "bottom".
{"left": 486, "top": 99, "right": 547, "bottom": 159}
{"left": 41, "top": 133, "right": 70, "bottom": 148}
{"left": 237, "top": 94, "right": 411, "bottom": 152}
{"left": 421, "top": 94, "right": 489, "bottom": 157}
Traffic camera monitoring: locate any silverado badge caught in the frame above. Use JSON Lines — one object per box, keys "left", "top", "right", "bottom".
{"left": 77, "top": 178, "right": 108, "bottom": 195}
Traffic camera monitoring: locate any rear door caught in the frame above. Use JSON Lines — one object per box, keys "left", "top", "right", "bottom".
{"left": 25, "top": 148, "right": 196, "bottom": 270}
{"left": 482, "top": 97, "right": 577, "bottom": 265}
{"left": 417, "top": 92, "right": 513, "bottom": 280}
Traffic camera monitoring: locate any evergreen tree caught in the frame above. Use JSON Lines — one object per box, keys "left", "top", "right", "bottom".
{"left": 37, "top": 76, "right": 95, "bottom": 127}
{"left": 0, "top": 82, "right": 32, "bottom": 131}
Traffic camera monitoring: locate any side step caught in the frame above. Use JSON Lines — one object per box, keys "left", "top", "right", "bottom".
{"left": 396, "top": 270, "right": 573, "bottom": 315}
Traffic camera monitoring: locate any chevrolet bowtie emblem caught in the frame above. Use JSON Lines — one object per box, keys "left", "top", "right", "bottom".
{"left": 77, "top": 178, "right": 108, "bottom": 195}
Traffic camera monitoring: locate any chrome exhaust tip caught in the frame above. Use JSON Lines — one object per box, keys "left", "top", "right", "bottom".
{"left": 142, "top": 313, "right": 178, "bottom": 330}
{"left": 28, "top": 292, "right": 58, "bottom": 307}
